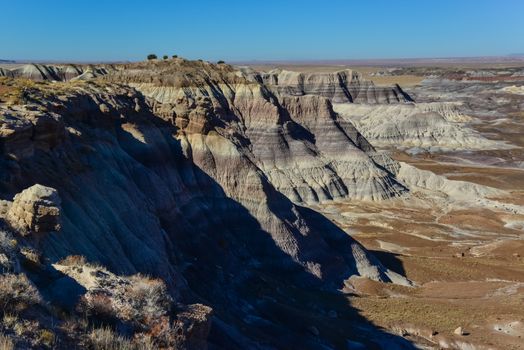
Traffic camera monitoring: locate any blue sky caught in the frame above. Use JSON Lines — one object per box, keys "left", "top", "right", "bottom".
{"left": 1, "top": 0, "right": 523, "bottom": 62}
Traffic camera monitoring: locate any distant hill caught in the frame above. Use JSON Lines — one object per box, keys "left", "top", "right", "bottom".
{"left": 0, "top": 59, "right": 16, "bottom": 63}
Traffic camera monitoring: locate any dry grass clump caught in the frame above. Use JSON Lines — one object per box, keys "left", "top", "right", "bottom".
{"left": 19, "top": 248, "right": 43, "bottom": 270}
{"left": 0, "top": 333, "right": 14, "bottom": 350}
{"left": 58, "top": 255, "right": 105, "bottom": 271}
{"left": 37, "top": 329, "right": 55, "bottom": 348}
{"left": 0, "top": 231, "right": 18, "bottom": 273}
{"left": 78, "top": 292, "right": 115, "bottom": 323}
{"left": 89, "top": 327, "right": 131, "bottom": 350}
{"left": 58, "top": 255, "right": 87, "bottom": 267}
{"left": 89, "top": 327, "right": 155, "bottom": 350}
{"left": 0, "top": 77, "right": 36, "bottom": 105}
{"left": 122, "top": 275, "right": 172, "bottom": 324}
{"left": 77, "top": 272, "right": 173, "bottom": 334}
{"left": 0, "top": 273, "right": 41, "bottom": 313}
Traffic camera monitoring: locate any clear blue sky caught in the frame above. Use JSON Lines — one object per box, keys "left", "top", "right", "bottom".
{"left": 1, "top": 0, "right": 523, "bottom": 62}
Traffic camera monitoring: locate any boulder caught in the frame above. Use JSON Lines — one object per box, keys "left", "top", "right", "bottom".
{"left": 173, "top": 304, "right": 213, "bottom": 350}
{"left": 454, "top": 326, "right": 468, "bottom": 336}
{"left": 6, "top": 184, "right": 61, "bottom": 235}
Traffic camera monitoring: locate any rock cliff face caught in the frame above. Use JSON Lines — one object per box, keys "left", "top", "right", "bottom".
{"left": 333, "top": 102, "right": 512, "bottom": 151}
{"left": 253, "top": 69, "right": 413, "bottom": 104}
{"left": 116, "top": 61, "right": 407, "bottom": 203}
{"left": 0, "top": 64, "right": 113, "bottom": 81}
{"left": 0, "top": 66, "right": 414, "bottom": 349}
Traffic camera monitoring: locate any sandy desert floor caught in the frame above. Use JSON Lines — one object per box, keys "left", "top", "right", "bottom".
{"left": 302, "top": 64, "right": 524, "bottom": 349}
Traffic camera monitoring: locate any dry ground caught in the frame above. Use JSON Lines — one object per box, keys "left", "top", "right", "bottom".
{"left": 312, "top": 185, "right": 524, "bottom": 349}
{"left": 289, "top": 61, "right": 524, "bottom": 349}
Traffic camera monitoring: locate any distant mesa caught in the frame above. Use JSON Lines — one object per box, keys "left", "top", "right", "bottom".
{"left": 0, "top": 63, "right": 112, "bottom": 81}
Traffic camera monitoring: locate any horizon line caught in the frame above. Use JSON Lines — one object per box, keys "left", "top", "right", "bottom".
{"left": 2, "top": 54, "right": 524, "bottom": 66}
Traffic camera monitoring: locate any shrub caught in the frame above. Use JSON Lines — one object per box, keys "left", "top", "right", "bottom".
{"left": 0, "top": 274, "right": 41, "bottom": 313}
{"left": 78, "top": 292, "right": 115, "bottom": 322}
{"left": 172, "top": 55, "right": 178, "bottom": 58}
{"left": 122, "top": 275, "right": 172, "bottom": 325}
{"left": 0, "top": 333, "right": 14, "bottom": 350}
{"left": 58, "top": 255, "right": 86, "bottom": 267}
{"left": 217, "top": 60, "right": 225, "bottom": 64}
{"left": 20, "top": 247, "right": 43, "bottom": 270}
{"left": 2, "top": 313, "right": 17, "bottom": 328}
{"left": 89, "top": 327, "right": 130, "bottom": 350}
{"left": 162, "top": 55, "right": 168, "bottom": 60}
{"left": 38, "top": 329, "right": 55, "bottom": 348}
{"left": 12, "top": 319, "right": 40, "bottom": 337}
{"left": 89, "top": 327, "right": 155, "bottom": 350}
{"left": 0, "top": 230, "right": 18, "bottom": 273}
{"left": 146, "top": 54, "right": 157, "bottom": 60}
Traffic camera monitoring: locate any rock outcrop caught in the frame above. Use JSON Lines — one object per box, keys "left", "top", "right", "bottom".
{"left": 252, "top": 68, "right": 413, "bottom": 104}
{"left": 0, "top": 106, "right": 65, "bottom": 159}
{"left": 333, "top": 102, "right": 512, "bottom": 151}
{"left": 0, "top": 67, "right": 14, "bottom": 77}
{"left": 5, "top": 184, "right": 61, "bottom": 235}
{"left": 0, "top": 64, "right": 114, "bottom": 81}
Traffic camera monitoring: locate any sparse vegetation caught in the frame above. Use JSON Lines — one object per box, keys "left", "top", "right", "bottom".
{"left": 172, "top": 55, "right": 178, "bottom": 58}
{"left": 217, "top": 60, "right": 225, "bottom": 64}
{"left": 162, "top": 55, "right": 168, "bottom": 60}
{"left": 0, "top": 77, "right": 35, "bottom": 105}
{"left": 122, "top": 274, "right": 172, "bottom": 325}
{"left": 0, "top": 274, "right": 41, "bottom": 313}
{"left": 37, "top": 329, "right": 55, "bottom": 348}
{"left": 78, "top": 292, "right": 115, "bottom": 323}
{"left": 58, "top": 255, "right": 87, "bottom": 267}
{"left": 0, "top": 333, "right": 14, "bottom": 350}
{"left": 0, "top": 231, "right": 18, "bottom": 273}
{"left": 2, "top": 314, "right": 18, "bottom": 329}
{"left": 146, "top": 54, "right": 157, "bottom": 60}
{"left": 89, "top": 327, "right": 155, "bottom": 350}
{"left": 20, "top": 247, "right": 42, "bottom": 270}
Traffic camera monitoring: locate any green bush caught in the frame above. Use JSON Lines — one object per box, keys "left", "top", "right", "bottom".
{"left": 217, "top": 60, "right": 225, "bottom": 64}
{"left": 162, "top": 55, "right": 168, "bottom": 60}
{"left": 146, "top": 54, "right": 157, "bottom": 60}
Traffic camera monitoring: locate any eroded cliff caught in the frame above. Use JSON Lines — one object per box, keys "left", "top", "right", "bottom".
{"left": 0, "top": 65, "right": 414, "bottom": 349}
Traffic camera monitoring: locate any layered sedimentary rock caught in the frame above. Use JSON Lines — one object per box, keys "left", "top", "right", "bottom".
{"left": 0, "top": 106, "right": 65, "bottom": 159}
{"left": 252, "top": 68, "right": 413, "bottom": 104}
{"left": 0, "top": 69, "right": 413, "bottom": 348}
{"left": 118, "top": 61, "right": 406, "bottom": 203}
{"left": 6, "top": 184, "right": 61, "bottom": 235}
{"left": 0, "top": 64, "right": 114, "bottom": 81}
{"left": 333, "top": 102, "right": 511, "bottom": 151}
{"left": 0, "top": 67, "right": 14, "bottom": 77}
